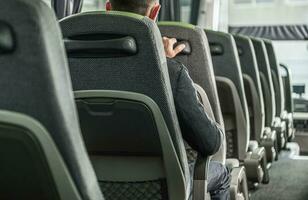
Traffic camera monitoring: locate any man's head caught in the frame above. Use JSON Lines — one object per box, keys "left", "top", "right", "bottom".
{"left": 106, "top": 0, "right": 161, "bottom": 21}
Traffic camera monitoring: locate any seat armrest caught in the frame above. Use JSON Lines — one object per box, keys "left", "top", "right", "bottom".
{"left": 272, "top": 117, "right": 287, "bottom": 150}
{"left": 272, "top": 117, "right": 282, "bottom": 128}
{"left": 283, "top": 112, "right": 294, "bottom": 139}
{"left": 261, "top": 127, "right": 277, "bottom": 163}
{"left": 249, "top": 147, "right": 266, "bottom": 160}
{"left": 281, "top": 110, "right": 288, "bottom": 120}
{"left": 226, "top": 158, "right": 240, "bottom": 169}
{"left": 193, "top": 156, "right": 211, "bottom": 200}
{"left": 281, "top": 120, "right": 286, "bottom": 131}
{"left": 287, "top": 112, "right": 293, "bottom": 122}
{"left": 229, "top": 166, "right": 249, "bottom": 200}
{"left": 287, "top": 113, "right": 295, "bottom": 140}
{"left": 263, "top": 127, "right": 276, "bottom": 141}
{"left": 248, "top": 140, "right": 259, "bottom": 152}
{"left": 244, "top": 146, "right": 268, "bottom": 183}
{"left": 273, "top": 117, "right": 286, "bottom": 132}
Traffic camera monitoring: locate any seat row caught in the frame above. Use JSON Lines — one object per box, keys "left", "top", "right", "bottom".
{"left": 0, "top": 1, "right": 294, "bottom": 200}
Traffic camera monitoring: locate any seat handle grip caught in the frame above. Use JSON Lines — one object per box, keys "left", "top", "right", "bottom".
{"left": 64, "top": 36, "right": 137, "bottom": 57}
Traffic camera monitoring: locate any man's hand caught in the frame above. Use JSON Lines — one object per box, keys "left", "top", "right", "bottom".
{"left": 162, "top": 37, "right": 186, "bottom": 58}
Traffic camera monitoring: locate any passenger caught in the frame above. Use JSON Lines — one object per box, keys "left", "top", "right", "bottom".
{"left": 106, "top": 1, "right": 231, "bottom": 199}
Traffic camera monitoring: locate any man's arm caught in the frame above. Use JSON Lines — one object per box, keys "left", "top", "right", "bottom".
{"left": 174, "top": 65, "right": 223, "bottom": 157}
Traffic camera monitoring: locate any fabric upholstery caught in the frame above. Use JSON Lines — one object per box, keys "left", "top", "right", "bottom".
{"left": 158, "top": 23, "right": 226, "bottom": 163}
{"left": 0, "top": 0, "right": 103, "bottom": 200}
{"left": 205, "top": 30, "right": 250, "bottom": 160}
{"left": 251, "top": 38, "right": 276, "bottom": 127}
{"left": 158, "top": 23, "right": 224, "bottom": 130}
{"left": 264, "top": 40, "right": 285, "bottom": 117}
{"left": 100, "top": 180, "right": 167, "bottom": 200}
{"left": 60, "top": 11, "right": 190, "bottom": 195}
{"left": 234, "top": 35, "right": 265, "bottom": 142}
{"left": 280, "top": 64, "right": 294, "bottom": 113}
{"left": 205, "top": 30, "right": 249, "bottom": 121}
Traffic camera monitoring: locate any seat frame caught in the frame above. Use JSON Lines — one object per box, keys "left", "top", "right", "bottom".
{"left": 0, "top": 111, "right": 81, "bottom": 200}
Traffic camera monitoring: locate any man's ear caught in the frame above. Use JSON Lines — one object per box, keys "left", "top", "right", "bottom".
{"left": 106, "top": 1, "right": 112, "bottom": 11}
{"left": 148, "top": 3, "right": 161, "bottom": 21}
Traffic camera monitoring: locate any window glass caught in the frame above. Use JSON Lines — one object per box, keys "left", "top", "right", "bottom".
{"left": 180, "top": 0, "right": 192, "bottom": 23}
{"left": 286, "top": 0, "right": 308, "bottom": 5}
{"left": 274, "top": 41, "right": 308, "bottom": 99}
{"left": 82, "top": 0, "right": 106, "bottom": 12}
{"left": 234, "top": 0, "right": 252, "bottom": 4}
{"left": 256, "top": 0, "right": 274, "bottom": 3}
{"left": 233, "top": 0, "right": 275, "bottom": 5}
{"left": 290, "top": 0, "right": 308, "bottom": 2}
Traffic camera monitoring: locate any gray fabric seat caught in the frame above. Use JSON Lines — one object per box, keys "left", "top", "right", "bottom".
{"left": 233, "top": 35, "right": 265, "bottom": 144}
{"left": 0, "top": 0, "right": 103, "bottom": 200}
{"left": 158, "top": 22, "right": 250, "bottom": 200}
{"left": 234, "top": 35, "right": 276, "bottom": 166}
{"left": 60, "top": 11, "right": 193, "bottom": 200}
{"left": 205, "top": 30, "right": 268, "bottom": 187}
{"left": 264, "top": 40, "right": 285, "bottom": 119}
{"left": 251, "top": 38, "right": 282, "bottom": 157}
{"left": 264, "top": 40, "right": 289, "bottom": 149}
{"left": 204, "top": 30, "right": 250, "bottom": 161}
{"left": 251, "top": 39, "right": 276, "bottom": 130}
{"left": 158, "top": 22, "right": 225, "bottom": 164}
{"left": 280, "top": 63, "right": 295, "bottom": 140}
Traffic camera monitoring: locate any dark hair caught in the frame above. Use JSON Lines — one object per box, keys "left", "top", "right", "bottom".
{"left": 110, "top": 0, "right": 156, "bottom": 15}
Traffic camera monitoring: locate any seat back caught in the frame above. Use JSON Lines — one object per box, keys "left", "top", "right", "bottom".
{"left": 280, "top": 64, "right": 294, "bottom": 113}
{"left": 251, "top": 38, "right": 276, "bottom": 127}
{"left": 234, "top": 35, "right": 265, "bottom": 142}
{"left": 264, "top": 40, "right": 285, "bottom": 117}
{"left": 60, "top": 11, "right": 188, "bottom": 200}
{"left": 158, "top": 22, "right": 226, "bottom": 163}
{"left": 0, "top": 0, "right": 102, "bottom": 199}
{"left": 205, "top": 30, "right": 250, "bottom": 161}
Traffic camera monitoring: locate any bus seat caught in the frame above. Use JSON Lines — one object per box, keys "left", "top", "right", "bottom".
{"left": 264, "top": 40, "right": 290, "bottom": 148}
{"left": 280, "top": 63, "right": 295, "bottom": 140}
{"left": 234, "top": 35, "right": 274, "bottom": 173}
{"left": 234, "top": 35, "right": 265, "bottom": 144}
{"left": 158, "top": 22, "right": 250, "bottom": 199}
{"left": 251, "top": 38, "right": 282, "bottom": 158}
{"left": 0, "top": 0, "right": 102, "bottom": 199}
{"left": 205, "top": 30, "right": 268, "bottom": 187}
{"left": 60, "top": 11, "right": 200, "bottom": 200}
{"left": 205, "top": 30, "right": 249, "bottom": 161}
{"left": 158, "top": 22, "right": 226, "bottom": 164}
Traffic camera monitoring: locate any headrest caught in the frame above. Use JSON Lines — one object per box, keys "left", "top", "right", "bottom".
{"left": 61, "top": 11, "right": 166, "bottom": 60}
{"left": 205, "top": 30, "right": 242, "bottom": 78}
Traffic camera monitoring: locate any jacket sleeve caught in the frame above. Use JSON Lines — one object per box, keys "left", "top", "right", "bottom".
{"left": 174, "top": 66, "right": 223, "bottom": 156}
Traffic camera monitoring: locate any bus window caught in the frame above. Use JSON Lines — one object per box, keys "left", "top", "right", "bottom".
{"left": 180, "top": 0, "right": 192, "bottom": 23}
{"left": 82, "top": 0, "right": 106, "bottom": 12}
